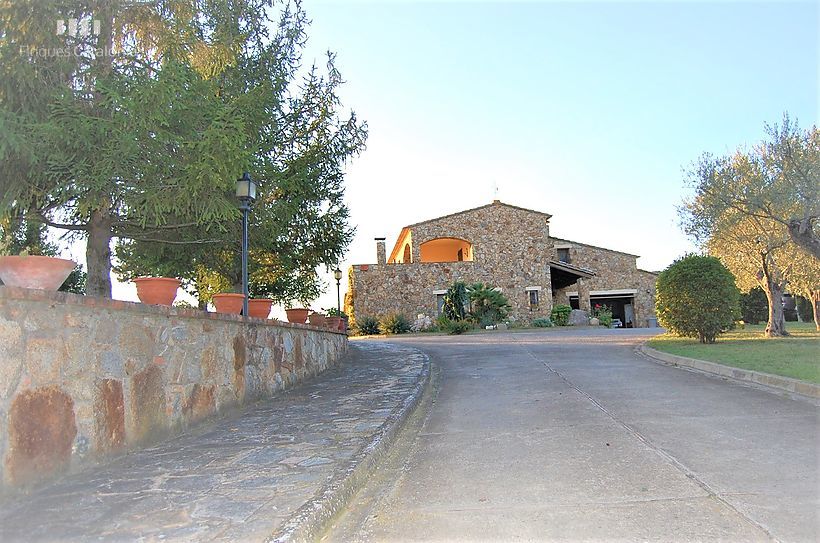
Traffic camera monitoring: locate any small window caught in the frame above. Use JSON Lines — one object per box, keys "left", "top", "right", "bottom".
{"left": 557, "top": 248, "right": 570, "bottom": 264}
{"left": 528, "top": 289, "right": 539, "bottom": 310}
{"left": 436, "top": 294, "right": 446, "bottom": 315}
{"left": 403, "top": 244, "right": 411, "bottom": 263}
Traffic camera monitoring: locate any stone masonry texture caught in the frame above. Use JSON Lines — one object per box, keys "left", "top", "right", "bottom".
{"left": 0, "top": 286, "right": 347, "bottom": 491}
{"left": 346, "top": 201, "right": 657, "bottom": 326}
{"left": 0, "top": 341, "right": 428, "bottom": 543}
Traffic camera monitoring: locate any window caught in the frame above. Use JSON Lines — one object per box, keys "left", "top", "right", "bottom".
{"left": 403, "top": 244, "right": 411, "bottom": 263}
{"left": 526, "top": 286, "right": 542, "bottom": 311}
{"left": 457, "top": 248, "right": 464, "bottom": 261}
{"left": 434, "top": 290, "right": 448, "bottom": 315}
{"left": 528, "top": 289, "right": 539, "bottom": 310}
{"left": 557, "top": 248, "right": 570, "bottom": 264}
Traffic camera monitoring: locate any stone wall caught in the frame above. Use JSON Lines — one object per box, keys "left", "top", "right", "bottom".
{"left": 552, "top": 239, "right": 658, "bottom": 326}
{"left": 0, "top": 286, "right": 347, "bottom": 492}
{"left": 348, "top": 201, "right": 658, "bottom": 327}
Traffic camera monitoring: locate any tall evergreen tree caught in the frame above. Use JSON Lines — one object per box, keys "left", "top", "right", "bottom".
{"left": 0, "top": 1, "right": 365, "bottom": 301}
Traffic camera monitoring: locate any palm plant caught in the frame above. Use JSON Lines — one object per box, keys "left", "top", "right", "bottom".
{"left": 467, "top": 282, "right": 511, "bottom": 326}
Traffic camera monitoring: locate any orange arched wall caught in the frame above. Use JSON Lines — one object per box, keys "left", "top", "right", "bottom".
{"left": 419, "top": 238, "right": 473, "bottom": 262}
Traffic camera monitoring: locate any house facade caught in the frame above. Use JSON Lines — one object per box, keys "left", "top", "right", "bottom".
{"left": 344, "top": 200, "right": 658, "bottom": 327}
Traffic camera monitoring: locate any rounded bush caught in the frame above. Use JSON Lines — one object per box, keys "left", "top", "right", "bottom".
{"left": 655, "top": 254, "right": 740, "bottom": 343}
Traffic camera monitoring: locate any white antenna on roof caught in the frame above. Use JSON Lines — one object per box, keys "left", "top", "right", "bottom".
{"left": 492, "top": 181, "right": 499, "bottom": 202}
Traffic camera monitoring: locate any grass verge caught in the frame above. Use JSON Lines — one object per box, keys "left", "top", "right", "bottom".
{"left": 647, "top": 323, "right": 820, "bottom": 384}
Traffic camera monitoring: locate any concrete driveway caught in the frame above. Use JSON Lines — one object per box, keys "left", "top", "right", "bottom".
{"left": 329, "top": 328, "right": 819, "bottom": 542}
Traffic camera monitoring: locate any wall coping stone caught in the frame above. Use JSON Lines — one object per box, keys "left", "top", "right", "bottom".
{"left": 0, "top": 285, "right": 346, "bottom": 335}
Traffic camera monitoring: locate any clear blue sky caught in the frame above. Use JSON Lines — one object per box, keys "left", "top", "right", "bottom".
{"left": 108, "top": 1, "right": 819, "bottom": 310}
{"left": 290, "top": 0, "right": 818, "bottom": 313}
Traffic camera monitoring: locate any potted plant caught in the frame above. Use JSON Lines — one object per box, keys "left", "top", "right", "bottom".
{"left": 132, "top": 277, "right": 181, "bottom": 306}
{"left": 212, "top": 292, "right": 245, "bottom": 314}
{"left": 308, "top": 311, "right": 326, "bottom": 327}
{"left": 0, "top": 251, "right": 76, "bottom": 291}
{"left": 248, "top": 298, "right": 273, "bottom": 319}
{"left": 325, "top": 308, "right": 347, "bottom": 331}
{"left": 285, "top": 307, "right": 310, "bottom": 324}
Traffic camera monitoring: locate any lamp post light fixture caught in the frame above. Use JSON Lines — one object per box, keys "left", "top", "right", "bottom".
{"left": 334, "top": 268, "right": 343, "bottom": 313}
{"left": 236, "top": 172, "right": 257, "bottom": 317}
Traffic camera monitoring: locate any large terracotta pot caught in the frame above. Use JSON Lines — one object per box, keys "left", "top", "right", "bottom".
{"left": 326, "top": 316, "right": 341, "bottom": 331}
{"left": 248, "top": 298, "right": 273, "bottom": 319}
{"left": 132, "top": 277, "right": 180, "bottom": 306}
{"left": 285, "top": 308, "right": 309, "bottom": 324}
{"left": 0, "top": 255, "right": 76, "bottom": 291}
{"left": 213, "top": 293, "right": 244, "bottom": 314}
{"left": 308, "top": 312, "right": 326, "bottom": 327}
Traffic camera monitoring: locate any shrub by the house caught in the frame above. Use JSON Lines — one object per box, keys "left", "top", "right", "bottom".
{"left": 591, "top": 304, "right": 613, "bottom": 327}
{"left": 355, "top": 316, "right": 381, "bottom": 336}
{"left": 550, "top": 304, "right": 572, "bottom": 326}
{"left": 436, "top": 316, "right": 471, "bottom": 335}
{"left": 380, "top": 313, "right": 412, "bottom": 334}
{"left": 532, "top": 318, "right": 553, "bottom": 327}
{"left": 655, "top": 254, "right": 740, "bottom": 344}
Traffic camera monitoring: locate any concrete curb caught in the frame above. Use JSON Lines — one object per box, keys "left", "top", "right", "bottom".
{"left": 266, "top": 345, "right": 433, "bottom": 543}
{"left": 639, "top": 343, "right": 820, "bottom": 402}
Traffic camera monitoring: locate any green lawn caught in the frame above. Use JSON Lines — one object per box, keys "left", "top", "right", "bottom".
{"left": 647, "top": 323, "right": 820, "bottom": 384}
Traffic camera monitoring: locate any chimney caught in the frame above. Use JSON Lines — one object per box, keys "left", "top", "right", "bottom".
{"left": 375, "top": 237, "right": 386, "bottom": 264}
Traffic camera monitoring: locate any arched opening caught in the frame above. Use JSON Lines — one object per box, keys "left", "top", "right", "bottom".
{"left": 403, "top": 244, "right": 411, "bottom": 263}
{"left": 419, "top": 238, "right": 473, "bottom": 263}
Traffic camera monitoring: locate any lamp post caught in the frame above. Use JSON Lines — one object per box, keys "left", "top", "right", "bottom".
{"left": 334, "top": 268, "right": 343, "bottom": 313}
{"left": 236, "top": 172, "right": 256, "bottom": 317}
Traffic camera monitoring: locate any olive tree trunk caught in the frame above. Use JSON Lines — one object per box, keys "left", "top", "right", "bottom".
{"left": 761, "top": 252, "right": 788, "bottom": 337}
{"left": 763, "top": 280, "right": 787, "bottom": 337}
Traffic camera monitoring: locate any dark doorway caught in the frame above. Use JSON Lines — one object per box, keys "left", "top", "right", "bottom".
{"left": 590, "top": 296, "right": 635, "bottom": 327}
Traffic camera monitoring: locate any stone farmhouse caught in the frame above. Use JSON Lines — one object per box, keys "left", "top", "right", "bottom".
{"left": 344, "top": 200, "right": 659, "bottom": 327}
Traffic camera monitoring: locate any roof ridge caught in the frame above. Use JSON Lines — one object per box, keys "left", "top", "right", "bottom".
{"left": 550, "top": 236, "right": 640, "bottom": 258}
{"left": 405, "top": 200, "right": 552, "bottom": 228}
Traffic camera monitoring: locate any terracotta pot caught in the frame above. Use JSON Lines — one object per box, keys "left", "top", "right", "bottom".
{"left": 132, "top": 277, "right": 180, "bottom": 306}
{"left": 285, "top": 308, "right": 309, "bottom": 324}
{"left": 213, "top": 293, "right": 245, "bottom": 314}
{"left": 308, "top": 312, "right": 326, "bottom": 327}
{"left": 248, "top": 298, "right": 273, "bottom": 319}
{"left": 0, "top": 255, "right": 76, "bottom": 291}
{"left": 326, "top": 316, "right": 341, "bottom": 331}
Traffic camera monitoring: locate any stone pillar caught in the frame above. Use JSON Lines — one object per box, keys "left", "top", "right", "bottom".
{"left": 375, "top": 238, "right": 386, "bottom": 265}
{"left": 577, "top": 279, "right": 591, "bottom": 312}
